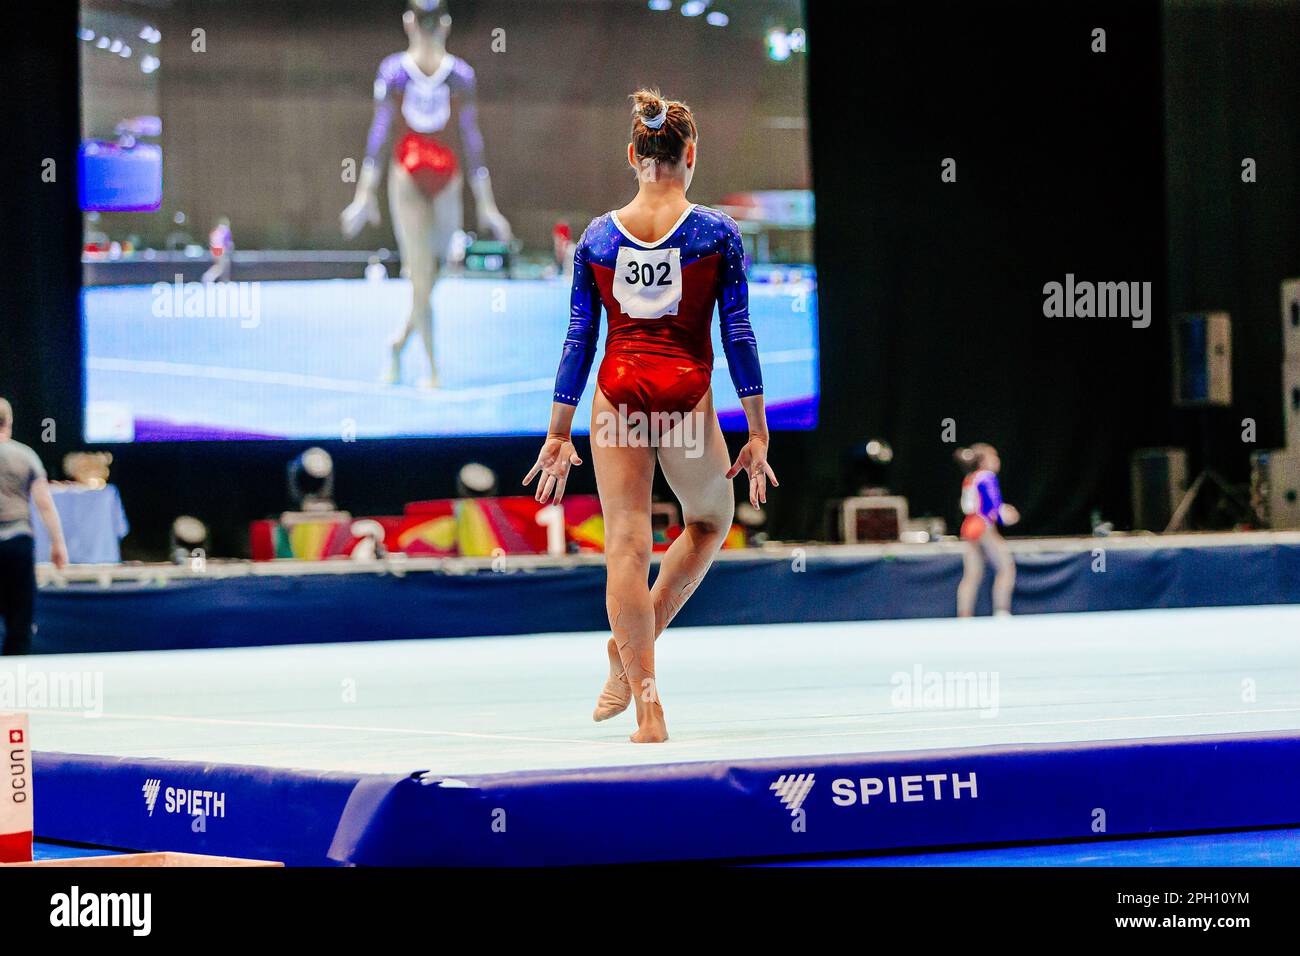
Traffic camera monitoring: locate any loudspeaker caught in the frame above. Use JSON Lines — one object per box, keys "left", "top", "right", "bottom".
{"left": 1131, "top": 448, "right": 1188, "bottom": 531}
{"left": 1250, "top": 449, "right": 1300, "bottom": 529}
{"left": 1172, "top": 312, "right": 1232, "bottom": 407}
{"left": 1282, "top": 279, "right": 1300, "bottom": 359}
{"left": 1284, "top": 358, "right": 1300, "bottom": 449}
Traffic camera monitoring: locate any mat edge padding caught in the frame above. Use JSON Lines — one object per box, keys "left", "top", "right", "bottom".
{"left": 32, "top": 730, "right": 1300, "bottom": 865}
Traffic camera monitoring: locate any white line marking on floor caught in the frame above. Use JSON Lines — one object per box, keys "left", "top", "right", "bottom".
{"left": 29, "top": 705, "right": 1300, "bottom": 755}
{"left": 87, "top": 349, "right": 814, "bottom": 401}
{"left": 87, "top": 357, "right": 554, "bottom": 402}
{"left": 30, "top": 709, "right": 605, "bottom": 748}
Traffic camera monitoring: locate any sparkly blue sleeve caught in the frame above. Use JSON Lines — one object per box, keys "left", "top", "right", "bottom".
{"left": 718, "top": 218, "right": 763, "bottom": 398}
{"left": 553, "top": 235, "right": 600, "bottom": 406}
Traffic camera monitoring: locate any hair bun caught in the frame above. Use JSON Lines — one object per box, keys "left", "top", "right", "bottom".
{"left": 632, "top": 89, "right": 667, "bottom": 129}
{"left": 627, "top": 88, "right": 696, "bottom": 164}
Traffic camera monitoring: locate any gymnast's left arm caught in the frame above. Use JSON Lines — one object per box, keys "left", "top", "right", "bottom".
{"left": 718, "top": 219, "right": 778, "bottom": 508}
{"left": 455, "top": 62, "right": 512, "bottom": 241}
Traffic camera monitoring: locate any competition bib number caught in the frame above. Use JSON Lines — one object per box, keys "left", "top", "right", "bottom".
{"left": 613, "top": 246, "right": 682, "bottom": 319}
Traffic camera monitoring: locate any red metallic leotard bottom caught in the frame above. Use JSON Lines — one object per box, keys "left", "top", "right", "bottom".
{"left": 394, "top": 130, "right": 459, "bottom": 198}
{"left": 597, "top": 352, "right": 712, "bottom": 417}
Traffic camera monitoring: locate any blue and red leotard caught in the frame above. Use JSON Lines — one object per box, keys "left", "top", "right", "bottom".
{"left": 552, "top": 204, "right": 763, "bottom": 416}
{"left": 366, "top": 52, "right": 483, "bottom": 196}
{"left": 960, "top": 469, "right": 1004, "bottom": 541}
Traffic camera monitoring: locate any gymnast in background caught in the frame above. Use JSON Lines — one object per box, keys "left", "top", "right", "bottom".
{"left": 955, "top": 443, "right": 1019, "bottom": 617}
{"left": 341, "top": 0, "right": 512, "bottom": 388}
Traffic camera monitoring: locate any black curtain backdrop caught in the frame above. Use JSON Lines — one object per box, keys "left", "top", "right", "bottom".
{"left": 1164, "top": 0, "right": 1300, "bottom": 474}
{"left": 2, "top": 1, "right": 1297, "bottom": 559}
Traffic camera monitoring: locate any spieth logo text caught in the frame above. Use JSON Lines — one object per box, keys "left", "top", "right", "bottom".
{"left": 142, "top": 778, "right": 227, "bottom": 818}
{"left": 831, "top": 771, "right": 978, "bottom": 805}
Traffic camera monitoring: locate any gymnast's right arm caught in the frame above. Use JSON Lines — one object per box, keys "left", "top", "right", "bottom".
{"left": 524, "top": 237, "right": 600, "bottom": 504}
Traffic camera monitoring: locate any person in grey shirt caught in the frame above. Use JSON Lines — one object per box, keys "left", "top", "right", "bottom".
{"left": 0, "top": 398, "right": 67, "bottom": 655}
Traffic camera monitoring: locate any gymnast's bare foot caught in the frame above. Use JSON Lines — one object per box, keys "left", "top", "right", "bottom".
{"left": 383, "top": 338, "right": 406, "bottom": 384}
{"left": 592, "top": 637, "right": 631, "bottom": 721}
{"left": 630, "top": 681, "right": 668, "bottom": 743}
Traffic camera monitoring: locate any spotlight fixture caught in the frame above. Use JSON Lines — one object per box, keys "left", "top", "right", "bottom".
{"left": 706, "top": 11, "right": 729, "bottom": 26}
{"left": 456, "top": 462, "right": 498, "bottom": 498}
{"left": 647, "top": 0, "right": 673, "bottom": 10}
{"left": 287, "top": 447, "right": 336, "bottom": 511}
{"left": 170, "top": 515, "right": 208, "bottom": 565}
{"left": 864, "top": 439, "right": 894, "bottom": 465}
{"left": 735, "top": 502, "right": 767, "bottom": 529}
{"left": 350, "top": 519, "right": 388, "bottom": 561}
{"left": 766, "top": 27, "right": 807, "bottom": 62}
{"left": 848, "top": 438, "right": 895, "bottom": 496}
{"left": 681, "top": 0, "right": 710, "bottom": 17}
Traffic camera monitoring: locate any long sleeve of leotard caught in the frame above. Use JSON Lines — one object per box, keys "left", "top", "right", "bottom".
{"left": 365, "top": 57, "right": 403, "bottom": 166}
{"left": 553, "top": 236, "right": 601, "bottom": 405}
{"left": 453, "top": 62, "right": 487, "bottom": 177}
{"left": 718, "top": 218, "right": 763, "bottom": 398}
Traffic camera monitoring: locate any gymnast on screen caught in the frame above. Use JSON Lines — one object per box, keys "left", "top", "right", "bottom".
{"left": 955, "top": 443, "right": 1019, "bottom": 617}
{"left": 341, "top": 0, "right": 511, "bottom": 388}
{"left": 523, "top": 90, "right": 776, "bottom": 743}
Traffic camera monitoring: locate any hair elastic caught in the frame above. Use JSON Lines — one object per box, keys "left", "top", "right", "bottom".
{"left": 642, "top": 106, "right": 667, "bottom": 130}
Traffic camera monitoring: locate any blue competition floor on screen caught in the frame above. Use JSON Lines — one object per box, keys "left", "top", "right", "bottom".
{"left": 83, "top": 274, "right": 819, "bottom": 440}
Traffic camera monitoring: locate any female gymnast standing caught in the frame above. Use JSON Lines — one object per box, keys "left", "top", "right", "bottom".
{"left": 524, "top": 90, "right": 776, "bottom": 743}
{"left": 341, "top": 0, "right": 511, "bottom": 388}
{"left": 955, "top": 443, "right": 1019, "bottom": 617}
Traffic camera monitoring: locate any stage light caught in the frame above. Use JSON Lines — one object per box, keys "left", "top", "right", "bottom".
{"left": 735, "top": 503, "right": 767, "bottom": 528}
{"left": 457, "top": 462, "right": 498, "bottom": 498}
{"left": 349, "top": 519, "right": 388, "bottom": 561}
{"left": 141, "top": 55, "right": 160, "bottom": 75}
{"left": 864, "top": 439, "right": 894, "bottom": 464}
{"left": 170, "top": 515, "right": 208, "bottom": 566}
{"left": 78, "top": 28, "right": 95, "bottom": 42}
{"left": 706, "top": 11, "right": 729, "bottom": 26}
{"left": 766, "top": 28, "right": 791, "bottom": 62}
{"left": 848, "top": 438, "right": 895, "bottom": 496}
{"left": 681, "top": 1, "right": 710, "bottom": 17}
{"left": 287, "top": 447, "right": 336, "bottom": 511}
{"left": 96, "top": 36, "right": 109, "bottom": 49}
{"left": 647, "top": 0, "right": 673, "bottom": 10}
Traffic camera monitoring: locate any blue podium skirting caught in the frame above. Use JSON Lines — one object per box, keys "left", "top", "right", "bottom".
{"left": 33, "top": 732, "right": 1300, "bottom": 866}
{"left": 30, "top": 538, "right": 1300, "bottom": 654}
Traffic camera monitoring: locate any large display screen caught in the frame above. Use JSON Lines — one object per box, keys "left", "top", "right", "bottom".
{"left": 80, "top": 0, "right": 817, "bottom": 441}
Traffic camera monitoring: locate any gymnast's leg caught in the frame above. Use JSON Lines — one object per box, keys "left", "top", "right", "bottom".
{"left": 590, "top": 389, "right": 666, "bottom": 742}
{"left": 957, "top": 538, "right": 985, "bottom": 618}
{"left": 594, "top": 391, "right": 734, "bottom": 720}
{"left": 983, "top": 527, "right": 1016, "bottom": 616}
{"left": 386, "top": 162, "right": 441, "bottom": 387}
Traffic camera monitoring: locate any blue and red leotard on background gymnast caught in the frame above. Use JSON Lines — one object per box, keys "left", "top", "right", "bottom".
{"left": 961, "top": 469, "right": 1005, "bottom": 541}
